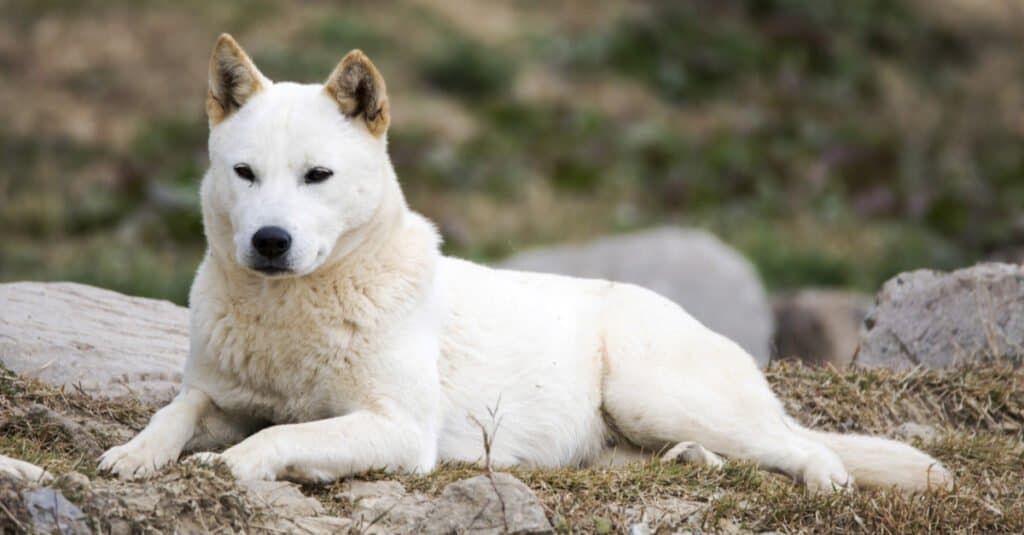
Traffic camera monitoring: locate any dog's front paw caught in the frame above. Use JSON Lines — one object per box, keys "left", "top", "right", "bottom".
{"left": 188, "top": 441, "right": 278, "bottom": 481}
{"left": 99, "top": 439, "right": 179, "bottom": 480}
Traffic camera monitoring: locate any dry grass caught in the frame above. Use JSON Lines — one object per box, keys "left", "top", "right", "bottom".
{"left": 2, "top": 363, "right": 1024, "bottom": 533}
{"left": 767, "top": 362, "right": 1024, "bottom": 437}
{"left": 0, "top": 366, "right": 149, "bottom": 476}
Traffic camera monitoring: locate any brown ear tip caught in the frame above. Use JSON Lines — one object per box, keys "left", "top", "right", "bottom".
{"left": 214, "top": 33, "right": 240, "bottom": 50}
{"left": 343, "top": 49, "right": 371, "bottom": 63}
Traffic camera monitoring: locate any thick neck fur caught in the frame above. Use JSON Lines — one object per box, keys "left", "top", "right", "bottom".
{"left": 205, "top": 178, "right": 440, "bottom": 334}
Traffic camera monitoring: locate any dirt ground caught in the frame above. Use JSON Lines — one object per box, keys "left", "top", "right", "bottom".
{"left": 1, "top": 362, "right": 1022, "bottom": 533}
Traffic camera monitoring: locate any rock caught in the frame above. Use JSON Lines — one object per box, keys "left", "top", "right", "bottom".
{"left": 242, "top": 479, "right": 353, "bottom": 534}
{"left": 53, "top": 472, "right": 92, "bottom": 506}
{"left": 420, "top": 473, "right": 552, "bottom": 534}
{"left": 612, "top": 496, "right": 705, "bottom": 532}
{"left": 55, "top": 472, "right": 92, "bottom": 495}
{"left": 347, "top": 480, "right": 434, "bottom": 532}
{"left": 345, "top": 474, "right": 552, "bottom": 534}
{"left": 242, "top": 479, "right": 325, "bottom": 516}
{"left": 891, "top": 422, "right": 940, "bottom": 443}
{"left": 22, "top": 487, "right": 92, "bottom": 535}
{"left": 772, "top": 290, "right": 872, "bottom": 368}
{"left": 629, "top": 523, "right": 654, "bottom": 535}
{"left": 0, "top": 282, "right": 187, "bottom": 405}
{"left": 345, "top": 479, "right": 407, "bottom": 501}
{"left": 291, "top": 516, "right": 354, "bottom": 532}
{"left": 498, "top": 227, "right": 773, "bottom": 365}
{"left": 855, "top": 263, "right": 1024, "bottom": 370}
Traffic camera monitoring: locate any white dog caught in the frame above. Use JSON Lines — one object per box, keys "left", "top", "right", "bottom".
{"left": 100, "top": 34, "right": 953, "bottom": 493}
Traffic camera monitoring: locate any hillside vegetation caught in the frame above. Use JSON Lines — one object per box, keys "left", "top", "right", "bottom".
{"left": 3, "top": 0, "right": 1024, "bottom": 304}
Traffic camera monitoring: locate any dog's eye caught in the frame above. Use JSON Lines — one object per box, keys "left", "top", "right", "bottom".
{"left": 233, "top": 164, "right": 256, "bottom": 182}
{"left": 304, "top": 167, "right": 334, "bottom": 184}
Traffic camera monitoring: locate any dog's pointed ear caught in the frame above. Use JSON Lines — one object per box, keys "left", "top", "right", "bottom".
{"left": 207, "top": 34, "right": 268, "bottom": 125}
{"left": 324, "top": 50, "right": 390, "bottom": 137}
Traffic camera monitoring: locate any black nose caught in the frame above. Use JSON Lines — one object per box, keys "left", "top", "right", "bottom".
{"left": 251, "top": 226, "right": 291, "bottom": 259}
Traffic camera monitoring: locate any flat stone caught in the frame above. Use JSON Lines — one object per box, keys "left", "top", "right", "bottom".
{"left": 0, "top": 282, "right": 188, "bottom": 405}
{"left": 347, "top": 473, "right": 553, "bottom": 534}
{"left": 419, "top": 473, "right": 552, "bottom": 534}
{"left": 343, "top": 479, "right": 408, "bottom": 501}
{"left": 242, "top": 479, "right": 325, "bottom": 517}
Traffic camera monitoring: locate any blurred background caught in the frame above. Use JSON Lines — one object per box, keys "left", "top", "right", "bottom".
{"left": 3, "top": 0, "right": 1024, "bottom": 309}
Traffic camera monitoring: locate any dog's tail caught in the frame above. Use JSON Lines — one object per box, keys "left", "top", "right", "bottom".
{"left": 796, "top": 424, "right": 954, "bottom": 491}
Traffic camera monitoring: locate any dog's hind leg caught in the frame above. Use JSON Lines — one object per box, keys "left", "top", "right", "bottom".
{"left": 598, "top": 283, "right": 952, "bottom": 492}
{"left": 599, "top": 285, "right": 853, "bottom": 492}
{"left": 602, "top": 364, "right": 852, "bottom": 492}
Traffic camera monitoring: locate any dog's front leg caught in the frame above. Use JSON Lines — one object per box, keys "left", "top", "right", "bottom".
{"left": 192, "top": 409, "right": 436, "bottom": 483}
{"left": 100, "top": 388, "right": 241, "bottom": 479}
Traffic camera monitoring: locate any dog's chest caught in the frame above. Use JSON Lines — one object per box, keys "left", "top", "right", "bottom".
{"left": 201, "top": 302, "right": 369, "bottom": 424}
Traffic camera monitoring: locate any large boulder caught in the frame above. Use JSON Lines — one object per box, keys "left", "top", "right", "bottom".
{"left": 855, "top": 263, "right": 1024, "bottom": 370}
{"left": 772, "top": 290, "right": 872, "bottom": 368}
{"left": 0, "top": 282, "right": 187, "bottom": 405}
{"left": 498, "top": 227, "right": 773, "bottom": 365}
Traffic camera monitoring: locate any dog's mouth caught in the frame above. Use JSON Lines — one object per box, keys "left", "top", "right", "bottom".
{"left": 250, "top": 263, "right": 294, "bottom": 276}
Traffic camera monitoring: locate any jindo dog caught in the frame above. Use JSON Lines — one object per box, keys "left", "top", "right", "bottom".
{"left": 100, "top": 34, "right": 953, "bottom": 493}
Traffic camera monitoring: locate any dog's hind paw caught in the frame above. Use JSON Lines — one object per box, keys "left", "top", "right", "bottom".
{"left": 802, "top": 453, "right": 854, "bottom": 494}
{"left": 661, "top": 441, "right": 725, "bottom": 468}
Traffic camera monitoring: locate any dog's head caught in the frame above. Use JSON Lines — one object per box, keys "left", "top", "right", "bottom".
{"left": 200, "top": 34, "right": 398, "bottom": 277}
